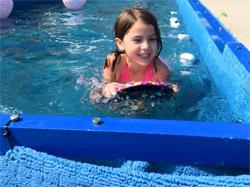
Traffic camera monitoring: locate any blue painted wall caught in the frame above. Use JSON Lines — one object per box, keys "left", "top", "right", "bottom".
{"left": 176, "top": 0, "right": 250, "bottom": 122}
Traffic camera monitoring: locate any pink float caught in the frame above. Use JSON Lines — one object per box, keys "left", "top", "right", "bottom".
{"left": 0, "top": 0, "right": 13, "bottom": 19}
{"left": 62, "top": 0, "right": 86, "bottom": 10}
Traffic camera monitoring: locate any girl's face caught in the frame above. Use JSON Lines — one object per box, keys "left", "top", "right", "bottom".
{"left": 116, "top": 19, "right": 158, "bottom": 66}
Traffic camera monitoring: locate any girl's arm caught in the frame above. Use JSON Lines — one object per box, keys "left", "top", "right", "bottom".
{"left": 102, "top": 52, "right": 126, "bottom": 98}
{"left": 157, "top": 58, "right": 179, "bottom": 92}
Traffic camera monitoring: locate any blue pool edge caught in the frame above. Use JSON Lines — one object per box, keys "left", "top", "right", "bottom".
{"left": 1, "top": 114, "right": 250, "bottom": 168}
{"left": 185, "top": 0, "right": 250, "bottom": 71}
{"left": 177, "top": 0, "right": 250, "bottom": 122}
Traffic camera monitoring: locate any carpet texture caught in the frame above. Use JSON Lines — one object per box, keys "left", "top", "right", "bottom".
{"left": 0, "top": 147, "right": 249, "bottom": 186}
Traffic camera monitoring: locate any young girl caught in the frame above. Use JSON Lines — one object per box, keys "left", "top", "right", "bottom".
{"left": 92, "top": 8, "right": 176, "bottom": 101}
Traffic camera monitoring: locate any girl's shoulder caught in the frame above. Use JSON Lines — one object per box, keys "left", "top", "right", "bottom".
{"left": 155, "top": 57, "right": 171, "bottom": 80}
{"left": 104, "top": 51, "right": 116, "bottom": 69}
{"left": 156, "top": 57, "right": 170, "bottom": 71}
{"left": 104, "top": 51, "right": 126, "bottom": 69}
{"left": 103, "top": 51, "right": 126, "bottom": 82}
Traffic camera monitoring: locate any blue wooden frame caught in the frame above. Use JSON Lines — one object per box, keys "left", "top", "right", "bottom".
{"left": 1, "top": 114, "right": 250, "bottom": 168}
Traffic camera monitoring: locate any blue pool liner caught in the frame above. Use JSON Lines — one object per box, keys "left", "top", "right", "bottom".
{"left": 0, "top": 147, "right": 249, "bottom": 187}
{"left": 177, "top": 0, "right": 250, "bottom": 122}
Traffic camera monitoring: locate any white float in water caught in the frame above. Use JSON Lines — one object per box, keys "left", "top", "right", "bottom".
{"left": 179, "top": 53, "right": 195, "bottom": 65}
{"left": 169, "top": 17, "right": 180, "bottom": 28}
{"left": 0, "top": 0, "right": 13, "bottom": 19}
{"left": 180, "top": 70, "right": 192, "bottom": 76}
{"left": 170, "top": 11, "right": 177, "bottom": 15}
{"left": 63, "top": 0, "right": 86, "bottom": 10}
{"left": 177, "top": 34, "right": 190, "bottom": 40}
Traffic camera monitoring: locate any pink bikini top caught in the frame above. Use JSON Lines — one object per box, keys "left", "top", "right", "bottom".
{"left": 118, "top": 63, "right": 154, "bottom": 83}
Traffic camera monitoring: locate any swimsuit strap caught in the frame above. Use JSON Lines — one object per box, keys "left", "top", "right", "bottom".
{"left": 118, "top": 63, "right": 154, "bottom": 83}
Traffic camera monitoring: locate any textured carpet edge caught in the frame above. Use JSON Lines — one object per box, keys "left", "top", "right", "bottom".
{"left": 0, "top": 147, "right": 249, "bottom": 186}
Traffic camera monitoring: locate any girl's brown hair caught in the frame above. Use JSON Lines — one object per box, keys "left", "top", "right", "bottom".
{"left": 104, "top": 7, "right": 162, "bottom": 71}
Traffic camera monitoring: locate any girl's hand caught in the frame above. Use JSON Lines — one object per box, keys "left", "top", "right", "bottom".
{"left": 89, "top": 86, "right": 103, "bottom": 103}
{"left": 102, "top": 82, "right": 124, "bottom": 98}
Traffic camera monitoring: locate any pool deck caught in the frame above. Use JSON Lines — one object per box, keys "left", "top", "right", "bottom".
{"left": 201, "top": 0, "right": 250, "bottom": 50}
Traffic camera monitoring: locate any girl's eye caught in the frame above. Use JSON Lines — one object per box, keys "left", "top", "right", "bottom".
{"left": 133, "top": 39, "right": 142, "bottom": 42}
{"left": 150, "top": 38, "right": 156, "bottom": 41}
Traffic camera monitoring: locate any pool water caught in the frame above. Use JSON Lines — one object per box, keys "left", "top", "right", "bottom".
{"left": 0, "top": 0, "right": 243, "bottom": 122}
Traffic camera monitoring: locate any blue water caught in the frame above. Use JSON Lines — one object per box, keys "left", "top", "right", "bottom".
{"left": 0, "top": 0, "right": 242, "bottom": 122}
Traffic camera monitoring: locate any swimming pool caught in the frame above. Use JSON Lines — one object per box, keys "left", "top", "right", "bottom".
{"left": 0, "top": 0, "right": 250, "bottom": 168}
{"left": 1, "top": 0, "right": 245, "bottom": 122}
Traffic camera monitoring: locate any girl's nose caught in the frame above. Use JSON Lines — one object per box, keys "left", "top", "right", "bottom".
{"left": 141, "top": 40, "right": 150, "bottom": 50}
